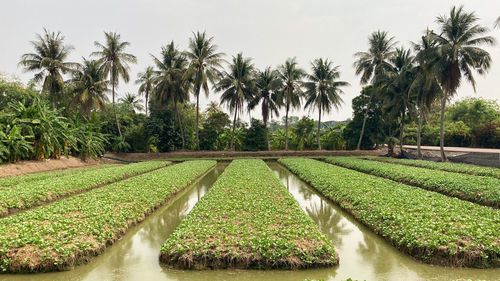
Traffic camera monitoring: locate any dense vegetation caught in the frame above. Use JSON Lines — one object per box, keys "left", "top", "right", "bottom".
{"left": 160, "top": 159, "right": 337, "bottom": 269}
{"left": 2, "top": 5, "right": 497, "bottom": 161}
{"left": 0, "top": 160, "right": 215, "bottom": 272}
{"left": 324, "top": 157, "right": 500, "bottom": 208}
{"left": 279, "top": 158, "right": 500, "bottom": 267}
{"left": 0, "top": 161, "right": 168, "bottom": 217}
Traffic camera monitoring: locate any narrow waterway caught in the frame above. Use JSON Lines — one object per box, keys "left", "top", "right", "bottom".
{"left": 2, "top": 162, "right": 499, "bottom": 281}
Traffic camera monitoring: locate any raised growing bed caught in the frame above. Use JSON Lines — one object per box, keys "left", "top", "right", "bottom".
{"left": 160, "top": 159, "right": 338, "bottom": 269}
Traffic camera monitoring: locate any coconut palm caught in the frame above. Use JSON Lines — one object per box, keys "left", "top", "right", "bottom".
{"left": 353, "top": 30, "right": 396, "bottom": 150}
{"left": 304, "top": 58, "right": 349, "bottom": 150}
{"left": 92, "top": 32, "right": 137, "bottom": 137}
{"left": 434, "top": 6, "right": 494, "bottom": 161}
{"left": 186, "top": 31, "right": 225, "bottom": 150}
{"left": 120, "top": 93, "right": 144, "bottom": 113}
{"left": 70, "top": 58, "right": 109, "bottom": 118}
{"left": 152, "top": 41, "right": 191, "bottom": 149}
{"left": 410, "top": 30, "right": 442, "bottom": 159}
{"left": 495, "top": 17, "right": 500, "bottom": 28}
{"left": 216, "top": 53, "right": 255, "bottom": 150}
{"left": 277, "top": 58, "right": 305, "bottom": 150}
{"left": 136, "top": 66, "right": 154, "bottom": 116}
{"left": 250, "top": 67, "right": 281, "bottom": 150}
{"left": 19, "top": 28, "right": 78, "bottom": 109}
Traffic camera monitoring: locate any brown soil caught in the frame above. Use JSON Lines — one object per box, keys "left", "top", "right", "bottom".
{"left": 0, "top": 157, "right": 105, "bottom": 178}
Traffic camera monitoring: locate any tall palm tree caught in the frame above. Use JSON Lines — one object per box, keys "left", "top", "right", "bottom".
{"left": 495, "top": 17, "right": 500, "bottom": 28}
{"left": 70, "top": 58, "right": 109, "bottom": 118}
{"left": 434, "top": 6, "right": 494, "bottom": 161}
{"left": 216, "top": 53, "right": 255, "bottom": 150}
{"left": 119, "top": 93, "right": 144, "bottom": 113}
{"left": 152, "top": 41, "right": 191, "bottom": 149}
{"left": 136, "top": 66, "right": 154, "bottom": 116}
{"left": 304, "top": 59, "right": 349, "bottom": 150}
{"left": 353, "top": 30, "right": 396, "bottom": 150}
{"left": 185, "top": 31, "right": 225, "bottom": 150}
{"left": 92, "top": 32, "right": 137, "bottom": 137}
{"left": 410, "top": 30, "right": 442, "bottom": 159}
{"left": 250, "top": 67, "right": 281, "bottom": 150}
{"left": 19, "top": 28, "right": 77, "bottom": 109}
{"left": 277, "top": 58, "right": 305, "bottom": 150}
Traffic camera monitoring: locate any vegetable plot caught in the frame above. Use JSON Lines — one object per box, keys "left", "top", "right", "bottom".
{"left": 279, "top": 158, "right": 500, "bottom": 268}
{"left": 0, "top": 160, "right": 215, "bottom": 273}
{"left": 0, "top": 161, "right": 169, "bottom": 217}
{"left": 325, "top": 156, "right": 500, "bottom": 208}
{"left": 363, "top": 156, "right": 500, "bottom": 179}
{"left": 160, "top": 159, "right": 338, "bottom": 269}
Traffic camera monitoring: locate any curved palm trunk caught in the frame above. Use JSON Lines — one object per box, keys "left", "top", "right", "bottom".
{"left": 439, "top": 94, "right": 447, "bottom": 162}
{"left": 317, "top": 106, "right": 321, "bottom": 150}
{"left": 356, "top": 91, "right": 373, "bottom": 150}
{"left": 195, "top": 86, "right": 201, "bottom": 151}
{"left": 285, "top": 103, "right": 290, "bottom": 151}
{"left": 399, "top": 110, "right": 405, "bottom": 156}
{"left": 112, "top": 82, "right": 122, "bottom": 137}
{"left": 174, "top": 102, "right": 185, "bottom": 149}
{"left": 230, "top": 109, "right": 237, "bottom": 150}
{"left": 417, "top": 98, "right": 424, "bottom": 160}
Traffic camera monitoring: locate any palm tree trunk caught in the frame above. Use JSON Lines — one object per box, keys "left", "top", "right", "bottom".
{"left": 174, "top": 102, "right": 185, "bottom": 149}
{"left": 51, "top": 95, "right": 56, "bottom": 110}
{"left": 195, "top": 87, "right": 201, "bottom": 151}
{"left": 417, "top": 100, "right": 424, "bottom": 160}
{"left": 285, "top": 104, "right": 289, "bottom": 151}
{"left": 356, "top": 92, "right": 373, "bottom": 150}
{"left": 112, "top": 82, "right": 122, "bottom": 137}
{"left": 264, "top": 119, "right": 270, "bottom": 151}
{"left": 230, "top": 109, "right": 237, "bottom": 150}
{"left": 399, "top": 110, "right": 405, "bottom": 156}
{"left": 440, "top": 93, "right": 447, "bottom": 162}
{"left": 145, "top": 90, "right": 149, "bottom": 116}
{"left": 317, "top": 106, "right": 321, "bottom": 150}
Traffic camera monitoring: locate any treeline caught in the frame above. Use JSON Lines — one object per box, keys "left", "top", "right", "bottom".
{"left": 1, "top": 5, "right": 499, "bottom": 163}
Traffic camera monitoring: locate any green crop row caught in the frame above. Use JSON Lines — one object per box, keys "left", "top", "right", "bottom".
{"left": 0, "top": 164, "right": 117, "bottom": 187}
{"left": 0, "top": 161, "right": 169, "bottom": 217}
{"left": 0, "top": 160, "right": 216, "bottom": 273}
{"left": 363, "top": 156, "right": 500, "bottom": 179}
{"left": 160, "top": 159, "right": 337, "bottom": 269}
{"left": 279, "top": 158, "right": 500, "bottom": 268}
{"left": 324, "top": 156, "right": 500, "bottom": 208}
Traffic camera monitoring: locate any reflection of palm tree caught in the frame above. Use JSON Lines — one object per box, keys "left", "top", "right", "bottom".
{"left": 306, "top": 200, "right": 351, "bottom": 247}
{"left": 356, "top": 231, "right": 395, "bottom": 276}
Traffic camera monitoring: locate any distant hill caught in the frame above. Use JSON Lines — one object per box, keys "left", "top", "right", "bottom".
{"left": 322, "top": 119, "right": 351, "bottom": 128}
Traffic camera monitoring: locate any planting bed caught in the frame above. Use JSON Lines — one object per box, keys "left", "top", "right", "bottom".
{"left": 0, "top": 160, "right": 215, "bottom": 273}
{"left": 363, "top": 156, "right": 500, "bottom": 179}
{"left": 324, "top": 156, "right": 500, "bottom": 208}
{"left": 160, "top": 159, "right": 338, "bottom": 269}
{"left": 279, "top": 158, "right": 500, "bottom": 268}
{"left": 0, "top": 161, "right": 168, "bottom": 217}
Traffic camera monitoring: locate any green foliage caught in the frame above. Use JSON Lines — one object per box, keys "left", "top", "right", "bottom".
{"left": 199, "top": 105, "right": 231, "bottom": 150}
{"left": 0, "top": 160, "right": 214, "bottom": 273}
{"left": 160, "top": 159, "right": 337, "bottom": 269}
{"left": 243, "top": 119, "right": 267, "bottom": 151}
{"left": 279, "top": 158, "right": 500, "bottom": 267}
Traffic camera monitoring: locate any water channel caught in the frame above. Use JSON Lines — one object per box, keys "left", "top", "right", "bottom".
{"left": 1, "top": 162, "right": 499, "bottom": 281}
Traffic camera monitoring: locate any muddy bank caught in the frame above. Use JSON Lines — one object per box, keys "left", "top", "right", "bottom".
{"left": 0, "top": 157, "right": 105, "bottom": 178}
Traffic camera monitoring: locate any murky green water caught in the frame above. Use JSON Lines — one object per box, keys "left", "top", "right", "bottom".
{"left": 1, "top": 162, "right": 499, "bottom": 281}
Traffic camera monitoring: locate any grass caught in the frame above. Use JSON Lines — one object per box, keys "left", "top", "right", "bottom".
{"left": 0, "top": 160, "right": 215, "bottom": 273}
{"left": 0, "top": 161, "right": 170, "bottom": 217}
{"left": 160, "top": 159, "right": 338, "bottom": 269}
{"left": 363, "top": 156, "right": 500, "bottom": 179}
{"left": 324, "top": 156, "right": 500, "bottom": 208}
{"left": 279, "top": 158, "right": 500, "bottom": 268}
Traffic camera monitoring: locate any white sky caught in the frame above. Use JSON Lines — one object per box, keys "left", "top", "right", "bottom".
{"left": 1, "top": 0, "right": 499, "bottom": 122}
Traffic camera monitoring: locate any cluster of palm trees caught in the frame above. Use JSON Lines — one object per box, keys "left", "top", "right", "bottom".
{"left": 353, "top": 6, "right": 495, "bottom": 161}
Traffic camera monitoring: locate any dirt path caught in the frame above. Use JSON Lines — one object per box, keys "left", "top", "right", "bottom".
{"left": 0, "top": 157, "right": 103, "bottom": 178}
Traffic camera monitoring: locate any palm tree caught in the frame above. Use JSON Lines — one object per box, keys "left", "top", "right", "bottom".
{"left": 495, "top": 17, "right": 500, "bottom": 28}
{"left": 92, "top": 32, "right": 137, "bottom": 137}
{"left": 250, "top": 67, "right": 281, "bottom": 150}
{"left": 152, "top": 41, "right": 191, "bottom": 149}
{"left": 304, "top": 59, "right": 349, "bottom": 150}
{"left": 434, "top": 6, "right": 494, "bottom": 161}
{"left": 353, "top": 30, "right": 396, "bottom": 150}
{"left": 120, "top": 93, "right": 144, "bottom": 113}
{"left": 19, "top": 28, "right": 77, "bottom": 109}
{"left": 70, "top": 58, "right": 109, "bottom": 118}
{"left": 277, "top": 58, "right": 305, "bottom": 150}
{"left": 136, "top": 66, "right": 154, "bottom": 116}
{"left": 185, "top": 31, "right": 225, "bottom": 150}
{"left": 216, "top": 53, "right": 255, "bottom": 150}
{"left": 410, "top": 30, "right": 442, "bottom": 159}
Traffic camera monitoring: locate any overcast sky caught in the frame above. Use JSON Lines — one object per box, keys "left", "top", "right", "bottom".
{"left": 1, "top": 0, "right": 499, "bottom": 122}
